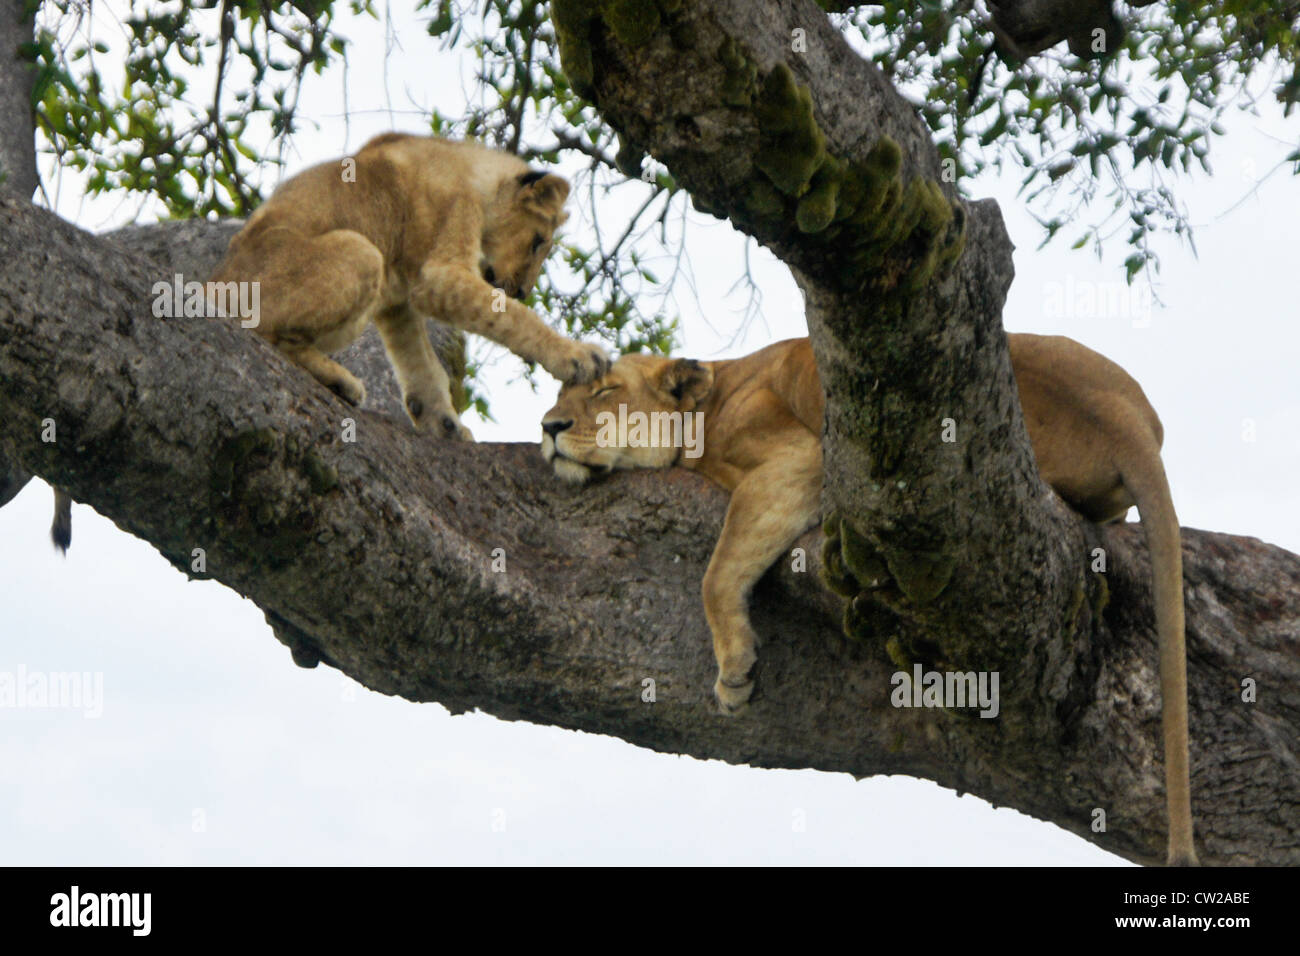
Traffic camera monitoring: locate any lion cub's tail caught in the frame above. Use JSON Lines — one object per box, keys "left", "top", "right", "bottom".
{"left": 51, "top": 489, "right": 72, "bottom": 554}
{"left": 1123, "top": 447, "right": 1197, "bottom": 865}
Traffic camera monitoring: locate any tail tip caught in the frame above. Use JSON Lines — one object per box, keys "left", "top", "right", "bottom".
{"left": 51, "top": 522, "right": 71, "bottom": 554}
{"left": 1167, "top": 846, "right": 1200, "bottom": 867}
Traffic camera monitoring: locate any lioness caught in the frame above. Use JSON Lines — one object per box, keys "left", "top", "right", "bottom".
{"left": 541, "top": 334, "right": 1196, "bottom": 866}
{"left": 211, "top": 132, "right": 609, "bottom": 439}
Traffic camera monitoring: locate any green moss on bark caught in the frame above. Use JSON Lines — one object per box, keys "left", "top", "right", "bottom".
{"left": 551, "top": 1, "right": 597, "bottom": 97}
{"left": 753, "top": 64, "right": 827, "bottom": 196}
{"left": 603, "top": 0, "right": 661, "bottom": 49}
{"left": 211, "top": 428, "right": 276, "bottom": 498}
{"left": 718, "top": 37, "right": 757, "bottom": 106}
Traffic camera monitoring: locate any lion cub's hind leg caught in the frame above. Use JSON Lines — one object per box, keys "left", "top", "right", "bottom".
{"left": 217, "top": 227, "right": 385, "bottom": 406}
{"left": 703, "top": 430, "right": 823, "bottom": 714}
{"left": 279, "top": 344, "right": 367, "bottom": 407}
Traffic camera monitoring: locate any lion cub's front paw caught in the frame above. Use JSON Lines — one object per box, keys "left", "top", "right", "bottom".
{"left": 405, "top": 395, "right": 474, "bottom": 442}
{"left": 329, "top": 375, "right": 367, "bottom": 407}
{"left": 547, "top": 342, "right": 610, "bottom": 385}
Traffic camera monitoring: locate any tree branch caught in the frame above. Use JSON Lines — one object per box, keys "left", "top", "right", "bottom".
{"left": 0, "top": 196, "right": 1297, "bottom": 864}
{"left": 540, "top": 0, "right": 1300, "bottom": 863}
{"left": 557, "top": 0, "right": 1088, "bottom": 765}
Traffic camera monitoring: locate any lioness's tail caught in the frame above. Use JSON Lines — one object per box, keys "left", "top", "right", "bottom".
{"left": 1124, "top": 446, "right": 1196, "bottom": 865}
{"left": 51, "top": 489, "right": 72, "bottom": 554}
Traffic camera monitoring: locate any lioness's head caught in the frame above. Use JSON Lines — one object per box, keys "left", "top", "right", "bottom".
{"left": 540, "top": 354, "right": 714, "bottom": 484}
{"left": 480, "top": 170, "right": 570, "bottom": 300}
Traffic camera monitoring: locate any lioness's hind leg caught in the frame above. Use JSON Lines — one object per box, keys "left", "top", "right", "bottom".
{"left": 704, "top": 435, "right": 822, "bottom": 714}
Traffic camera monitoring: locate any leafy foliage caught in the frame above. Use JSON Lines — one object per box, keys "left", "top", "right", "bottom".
{"left": 24, "top": 0, "right": 679, "bottom": 414}
{"left": 419, "top": 0, "right": 679, "bottom": 386}
{"left": 842, "top": 0, "right": 1300, "bottom": 281}
{"left": 26, "top": 0, "right": 355, "bottom": 217}
{"left": 23, "top": 0, "right": 1300, "bottom": 346}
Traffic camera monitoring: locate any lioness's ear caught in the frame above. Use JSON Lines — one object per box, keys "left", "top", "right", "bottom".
{"left": 518, "top": 171, "right": 570, "bottom": 216}
{"left": 659, "top": 359, "right": 713, "bottom": 406}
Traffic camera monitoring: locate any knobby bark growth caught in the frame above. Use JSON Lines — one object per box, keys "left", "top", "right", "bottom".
{"left": 1, "top": 0, "right": 1297, "bottom": 864}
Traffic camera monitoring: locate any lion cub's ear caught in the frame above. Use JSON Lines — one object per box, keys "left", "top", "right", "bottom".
{"left": 517, "top": 170, "right": 571, "bottom": 219}
{"left": 658, "top": 359, "right": 713, "bottom": 407}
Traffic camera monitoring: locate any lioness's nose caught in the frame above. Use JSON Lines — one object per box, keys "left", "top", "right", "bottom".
{"left": 542, "top": 419, "right": 573, "bottom": 438}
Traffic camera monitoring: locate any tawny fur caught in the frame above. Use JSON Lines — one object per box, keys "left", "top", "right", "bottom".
{"left": 210, "top": 132, "right": 608, "bottom": 438}
{"left": 541, "top": 334, "right": 1196, "bottom": 866}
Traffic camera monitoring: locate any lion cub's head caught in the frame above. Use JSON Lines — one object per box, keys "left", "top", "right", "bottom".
{"left": 480, "top": 170, "right": 570, "bottom": 300}
{"left": 541, "top": 354, "right": 714, "bottom": 484}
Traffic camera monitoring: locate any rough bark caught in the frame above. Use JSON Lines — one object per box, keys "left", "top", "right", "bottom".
{"left": 0, "top": 0, "right": 36, "bottom": 504}
{"left": 559, "top": 0, "right": 1090, "bottom": 669}
{"left": 1, "top": 0, "right": 1298, "bottom": 865}
{"left": 0, "top": 217, "right": 466, "bottom": 511}
{"left": 0, "top": 0, "right": 37, "bottom": 199}
{"left": 0, "top": 196, "right": 1297, "bottom": 865}
{"left": 986, "top": 0, "right": 1124, "bottom": 60}
{"left": 820, "top": 1, "right": 1168, "bottom": 61}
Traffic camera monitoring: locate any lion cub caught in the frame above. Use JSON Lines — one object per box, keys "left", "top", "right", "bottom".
{"left": 211, "top": 132, "right": 609, "bottom": 437}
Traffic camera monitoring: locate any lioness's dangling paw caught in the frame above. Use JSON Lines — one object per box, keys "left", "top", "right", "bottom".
{"left": 714, "top": 641, "right": 757, "bottom": 715}
{"left": 715, "top": 674, "right": 755, "bottom": 716}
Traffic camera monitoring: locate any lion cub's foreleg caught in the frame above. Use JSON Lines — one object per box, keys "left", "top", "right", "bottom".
{"left": 703, "top": 434, "right": 823, "bottom": 714}
{"left": 411, "top": 262, "right": 608, "bottom": 384}
{"left": 373, "top": 303, "right": 472, "bottom": 439}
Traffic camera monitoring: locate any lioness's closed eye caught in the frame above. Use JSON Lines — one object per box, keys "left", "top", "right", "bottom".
{"left": 210, "top": 132, "right": 609, "bottom": 440}
{"left": 540, "top": 334, "right": 1197, "bottom": 867}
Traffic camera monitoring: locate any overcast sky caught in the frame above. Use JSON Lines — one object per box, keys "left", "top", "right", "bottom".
{"left": 2, "top": 4, "right": 1296, "bottom": 865}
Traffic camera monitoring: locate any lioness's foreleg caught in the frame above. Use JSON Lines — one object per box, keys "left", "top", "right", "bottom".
{"left": 703, "top": 435, "right": 823, "bottom": 714}
{"left": 373, "top": 304, "right": 472, "bottom": 439}
{"left": 410, "top": 262, "right": 608, "bottom": 384}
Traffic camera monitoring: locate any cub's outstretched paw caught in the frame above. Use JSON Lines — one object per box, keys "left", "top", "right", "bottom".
{"left": 548, "top": 342, "right": 610, "bottom": 385}
{"left": 329, "top": 376, "right": 367, "bottom": 407}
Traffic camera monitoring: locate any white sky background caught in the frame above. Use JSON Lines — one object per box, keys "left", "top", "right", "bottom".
{"left": 1, "top": 3, "right": 1296, "bottom": 865}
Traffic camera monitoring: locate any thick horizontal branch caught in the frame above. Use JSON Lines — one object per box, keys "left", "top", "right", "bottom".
{"left": 1, "top": 200, "right": 1297, "bottom": 864}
